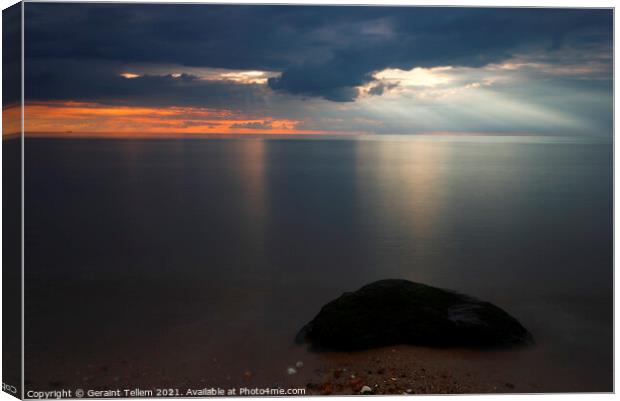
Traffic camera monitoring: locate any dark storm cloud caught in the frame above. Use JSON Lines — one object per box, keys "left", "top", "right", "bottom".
{"left": 24, "top": 4, "right": 612, "bottom": 102}
{"left": 25, "top": 58, "right": 271, "bottom": 110}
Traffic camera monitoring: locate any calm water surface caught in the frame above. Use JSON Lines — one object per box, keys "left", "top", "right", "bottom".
{"left": 25, "top": 136, "right": 612, "bottom": 391}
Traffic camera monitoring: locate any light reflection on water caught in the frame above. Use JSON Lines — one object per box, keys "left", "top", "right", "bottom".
{"left": 355, "top": 138, "right": 452, "bottom": 284}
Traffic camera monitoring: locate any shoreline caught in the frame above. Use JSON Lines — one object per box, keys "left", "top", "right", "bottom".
{"left": 24, "top": 342, "right": 612, "bottom": 395}
{"left": 300, "top": 344, "right": 612, "bottom": 395}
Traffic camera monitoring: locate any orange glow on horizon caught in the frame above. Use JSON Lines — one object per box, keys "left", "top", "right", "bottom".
{"left": 21, "top": 101, "right": 327, "bottom": 137}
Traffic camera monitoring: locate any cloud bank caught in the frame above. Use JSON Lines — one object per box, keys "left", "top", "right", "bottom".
{"left": 23, "top": 4, "right": 613, "bottom": 137}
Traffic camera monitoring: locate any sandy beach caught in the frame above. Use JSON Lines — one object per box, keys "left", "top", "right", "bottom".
{"left": 25, "top": 332, "right": 611, "bottom": 395}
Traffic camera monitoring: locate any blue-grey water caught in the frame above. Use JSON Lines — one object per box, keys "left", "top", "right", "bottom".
{"left": 24, "top": 136, "right": 612, "bottom": 392}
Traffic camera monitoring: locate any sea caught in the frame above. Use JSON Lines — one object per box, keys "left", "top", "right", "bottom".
{"left": 24, "top": 135, "right": 613, "bottom": 392}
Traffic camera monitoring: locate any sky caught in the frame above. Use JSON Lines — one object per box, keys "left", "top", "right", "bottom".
{"left": 16, "top": 4, "right": 614, "bottom": 137}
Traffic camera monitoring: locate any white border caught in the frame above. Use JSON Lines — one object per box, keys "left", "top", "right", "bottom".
{"left": 0, "top": 2, "right": 616, "bottom": 401}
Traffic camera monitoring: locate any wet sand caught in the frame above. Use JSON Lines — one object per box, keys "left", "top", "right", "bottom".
{"left": 25, "top": 345, "right": 513, "bottom": 395}
{"left": 26, "top": 331, "right": 611, "bottom": 395}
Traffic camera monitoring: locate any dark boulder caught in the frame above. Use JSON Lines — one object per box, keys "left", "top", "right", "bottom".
{"left": 297, "top": 279, "right": 532, "bottom": 350}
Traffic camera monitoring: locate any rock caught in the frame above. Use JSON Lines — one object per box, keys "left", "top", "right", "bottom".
{"left": 360, "top": 386, "right": 373, "bottom": 394}
{"left": 296, "top": 279, "right": 532, "bottom": 350}
{"left": 287, "top": 367, "right": 297, "bottom": 375}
